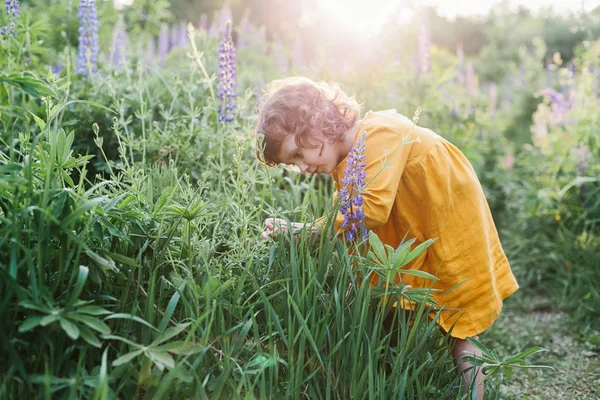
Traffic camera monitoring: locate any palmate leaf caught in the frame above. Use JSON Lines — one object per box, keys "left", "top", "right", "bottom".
{"left": 18, "top": 315, "right": 44, "bottom": 333}
{"left": 368, "top": 232, "right": 388, "bottom": 263}
{"left": 78, "top": 324, "right": 102, "bottom": 348}
{"left": 59, "top": 317, "right": 80, "bottom": 340}
{"left": 40, "top": 314, "right": 60, "bottom": 326}
{"left": 68, "top": 313, "right": 111, "bottom": 335}
{"left": 112, "top": 349, "right": 144, "bottom": 367}
{"left": 152, "top": 322, "right": 191, "bottom": 346}
{"left": 398, "top": 239, "right": 436, "bottom": 268}
{"left": 104, "top": 313, "right": 158, "bottom": 331}
{"left": 0, "top": 73, "right": 58, "bottom": 98}
{"left": 152, "top": 341, "right": 206, "bottom": 356}
{"left": 397, "top": 268, "right": 438, "bottom": 281}
{"left": 77, "top": 306, "right": 112, "bottom": 316}
{"left": 18, "top": 300, "right": 50, "bottom": 313}
{"left": 147, "top": 350, "right": 175, "bottom": 371}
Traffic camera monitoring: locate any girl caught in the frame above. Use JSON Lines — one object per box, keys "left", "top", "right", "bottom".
{"left": 256, "top": 76, "right": 519, "bottom": 399}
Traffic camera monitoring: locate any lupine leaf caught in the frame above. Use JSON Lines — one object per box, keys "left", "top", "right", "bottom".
{"left": 59, "top": 318, "right": 80, "bottom": 340}
{"left": 18, "top": 316, "right": 44, "bottom": 333}
{"left": 112, "top": 349, "right": 143, "bottom": 367}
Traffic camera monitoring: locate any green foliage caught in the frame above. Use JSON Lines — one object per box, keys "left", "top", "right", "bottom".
{"left": 3, "top": 0, "right": 598, "bottom": 397}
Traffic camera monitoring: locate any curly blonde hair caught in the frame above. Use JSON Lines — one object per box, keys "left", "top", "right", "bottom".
{"left": 255, "top": 76, "right": 361, "bottom": 166}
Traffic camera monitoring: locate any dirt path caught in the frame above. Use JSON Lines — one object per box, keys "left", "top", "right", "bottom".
{"left": 480, "top": 295, "right": 600, "bottom": 399}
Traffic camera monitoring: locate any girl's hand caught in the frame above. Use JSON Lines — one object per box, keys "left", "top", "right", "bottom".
{"left": 261, "top": 218, "right": 305, "bottom": 240}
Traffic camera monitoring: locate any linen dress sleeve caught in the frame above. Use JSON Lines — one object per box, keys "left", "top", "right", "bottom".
{"left": 315, "top": 125, "right": 414, "bottom": 234}
{"left": 358, "top": 126, "right": 413, "bottom": 230}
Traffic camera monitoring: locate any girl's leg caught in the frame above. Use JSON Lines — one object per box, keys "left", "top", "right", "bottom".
{"left": 452, "top": 337, "right": 484, "bottom": 400}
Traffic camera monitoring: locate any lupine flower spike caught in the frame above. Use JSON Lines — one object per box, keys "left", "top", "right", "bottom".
{"left": 417, "top": 11, "right": 430, "bottom": 75}
{"left": 77, "top": 0, "right": 99, "bottom": 77}
{"left": 1, "top": 0, "right": 20, "bottom": 37}
{"left": 110, "top": 15, "right": 129, "bottom": 71}
{"left": 217, "top": 20, "right": 237, "bottom": 123}
{"left": 339, "top": 131, "right": 368, "bottom": 243}
{"left": 157, "top": 24, "right": 169, "bottom": 59}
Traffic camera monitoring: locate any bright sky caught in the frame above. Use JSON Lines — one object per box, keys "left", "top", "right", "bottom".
{"left": 316, "top": 0, "right": 600, "bottom": 36}
{"left": 420, "top": 0, "right": 600, "bottom": 18}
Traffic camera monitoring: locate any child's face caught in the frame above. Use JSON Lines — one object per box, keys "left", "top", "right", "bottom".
{"left": 276, "top": 132, "right": 342, "bottom": 174}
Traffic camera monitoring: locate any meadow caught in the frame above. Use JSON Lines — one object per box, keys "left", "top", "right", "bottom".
{"left": 0, "top": 1, "right": 598, "bottom": 398}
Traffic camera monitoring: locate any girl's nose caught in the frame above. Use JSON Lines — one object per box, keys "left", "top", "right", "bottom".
{"left": 299, "top": 163, "right": 309, "bottom": 173}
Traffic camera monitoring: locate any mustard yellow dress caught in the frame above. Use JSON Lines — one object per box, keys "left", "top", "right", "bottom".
{"left": 327, "top": 109, "right": 518, "bottom": 339}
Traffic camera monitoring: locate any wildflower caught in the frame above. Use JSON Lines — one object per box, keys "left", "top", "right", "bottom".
{"left": 217, "top": 20, "right": 237, "bottom": 123}
{"left": 197, "top": 14, "right": 208, "bottom": 32}
{"left": 1, "top": 0, "right": 20, "bottom": 37}
{"left": 545, "top": 60, "right": 553, "bottom": 86}
{"left": 236, "top": 10, "right": 250, "bottom": 49}
{"left": 466, "top": 62, "right": 477, "bottom": 116}
{"left": 339, "top": 131, "right": 368, "bottom": 243}
{"left": 110, "top": 15, "right": 129, "bottom": 71}
{"left": 170, "top": 21, "right": 186, "bottom": 49}
{"left": 489, "top": 83, "right": 497, "bottom": 118}
{"left": 293, "top": 36, "right": 304, "bottom": 70}
{"left": 144, "top": 36, "right": 155, "bottom": 65}
{"left": 576, "top": 144, "right": 589, "bottom": 176}
{"left": 535, "top": 88, "right": 575, "bottom": 125}
{"left": 271, "top": 38, "right": 288, "bottom": 74}
{"left": 503, "top": 153, "right": 514, "bottom": 170}
{"left": 519, "top": 62, "right": 526, "bottom": 85}
{"left": 76, "top": 0, "right": 99, "bottom": 77}
{"left": 209, "top": 2, "right": 232, "bottom": 39}
{"left": 466, "top": 62, "right": 476, "bottom": 96}
{"left": 417, "top": 12, "right": 430, "bottom": 75}
{"left": 576, "top": 144, "right": 590, "bottom": 203}
{"left": 157, "top": 24, "right": 169, "bottom": 59}
{"left": 456, "top": 43, "right": 465, "bottom": 84}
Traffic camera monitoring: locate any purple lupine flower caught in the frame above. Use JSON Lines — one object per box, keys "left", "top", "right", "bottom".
{"left": 51, "top": 64, "right": 65, "bottom": 75}
{"left": 489, "top": 83, "right": 497, "bottom": 118}
{"left": 197, "top": 14, "right": 208, "bottom": 32}
{"left": 207, "top": 13, "right": 219, "bottom": 39}
{"left": 178, "top": 22, "right": 187, "bottom": 48}
{"left": 533, "top": 121, "right": 548, "bottom": 144}
{"left": 456, "top": 43, "right": 465, "bottom": 84}
{"left": 1, "top": 0, "right": 19, "bottom": 36}
{"left": 589, "top": 65, "right": 598, "bottom": 98}
{"left": 519, "top": 61, "right": 526, "bottom": 85}
{"left": 466, "top": 62, "right": 475, "bottom": 96}
{"left": 169, "top": 21, "right": 186, "bottom": 49}
{"left": 76, "top": 0, "right": 99, "bottom": 77}
{"left": 417, "top": 12, "right": 430, "bottom": 75}
{"left": 144, "top": 36, "right": 155, "bottom": 65}
{"left": 271, "top": 38, "right": 288, "bottom": 74}
{"left": 546, "top": 59, "right": 553, "bottom": 86}
{"left": 217, "top": 20, "right": 237, "bottom": 123}
{"left": 236, "top": 10, "right": 251, "bottom": 49}
{"left": 466, "top": 62, "right": 477, "bottom": 116}
{"left": 217, "top": 2, "right": 233, "bottom": 34}
{"left": 456, "top": 43, "right": 464, "bottom": 64}
{"left": 169, "top": 22, "right": 178, "bottom": 48}
{"left": 339, "top": 131, "right": 368, "bottom": 243}
{"left": 157, "top": 24, "right": 169, "bottom": 59}
{"left": 504, "top": 153, "right": 515, "bottom": 170}
{"left": 536, "top": 88, "right": 574, "bottom": 124}
{"left": 110, "top": 16, "right": 128, "bottom": 71}
{"left": 576, "top": 144, "right": 589, "bottom": 176}
{"left": 292, "top": 36, "right": 305, "bottom": 70}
